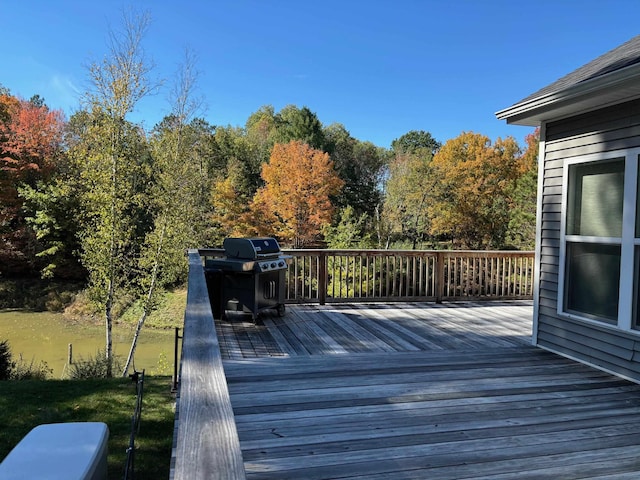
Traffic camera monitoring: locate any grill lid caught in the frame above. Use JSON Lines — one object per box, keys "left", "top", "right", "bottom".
{"left": 223, "top": 237, "right": 282, "bottom": 259}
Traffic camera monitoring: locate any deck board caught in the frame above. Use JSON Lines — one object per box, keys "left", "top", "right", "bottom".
{"left": 217, "top": 301, "right": 640, "bottom": 479}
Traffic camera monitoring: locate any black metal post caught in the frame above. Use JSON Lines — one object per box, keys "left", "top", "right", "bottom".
{"left": 172, "top": 327, "right": 182, "bottom": 393}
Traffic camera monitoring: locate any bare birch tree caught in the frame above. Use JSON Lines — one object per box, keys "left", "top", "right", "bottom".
{"left": 75, "top": 10, "right": 155, "bottom": 377}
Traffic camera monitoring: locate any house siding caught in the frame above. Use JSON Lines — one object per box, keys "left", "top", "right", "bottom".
{"left": 537, "top": 98, "right": 640, "bottom": 383}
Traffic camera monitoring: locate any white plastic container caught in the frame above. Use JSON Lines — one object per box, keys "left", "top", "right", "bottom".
{"left": 0, "top": 422, "right": 109, "bottom": 480}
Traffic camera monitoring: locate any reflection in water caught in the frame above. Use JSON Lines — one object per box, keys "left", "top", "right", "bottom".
{"left": 0, "top": 310, "right": 176, "bottom": 378}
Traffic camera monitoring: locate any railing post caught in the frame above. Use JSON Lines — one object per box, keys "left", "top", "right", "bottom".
{"left": 318, "top": 251, "right": 327, "bottom": 305}
{"left": 435, "top": 251, "right": 445, "bottom": 304}
{"left": 172, "top": 327, "right": 181, "bottom": 393}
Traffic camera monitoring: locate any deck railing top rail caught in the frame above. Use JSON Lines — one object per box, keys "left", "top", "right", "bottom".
{"left": 198, "top": 247, "right": 533, "bottom": 257}
{"left": 171, "top": 250, "right": 246, "bottom": 480}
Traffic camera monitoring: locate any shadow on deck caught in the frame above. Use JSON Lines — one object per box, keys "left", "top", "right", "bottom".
{"left": 219, "top": 302, "right": 640, "bottom": 479}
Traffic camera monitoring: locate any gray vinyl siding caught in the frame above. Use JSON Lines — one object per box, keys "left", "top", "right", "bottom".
{"left": 537, "top": 98, "right": 640, "bottom": 382}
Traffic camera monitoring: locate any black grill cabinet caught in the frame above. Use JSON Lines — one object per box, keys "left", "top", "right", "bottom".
{"left": 204, "top": 237, "right": 290, "bottom": 321}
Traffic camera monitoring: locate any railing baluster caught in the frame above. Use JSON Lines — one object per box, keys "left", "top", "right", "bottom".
{"left": 411, "top": 257, "right": 420, "bottom": 297}
{"left": 501, "top": 256, "right": 507, "bottom": 296}
{"left": 418, "top": 256, "right": 423, "bottom": 297}
{"left": 294, "top": 256, "right": 299, "bottom": 300}
{"left": 360, "top": 255, "right": 369, "bottom": 298}
{"left": 352, "top": 253, "right": 356, "bottom": 298}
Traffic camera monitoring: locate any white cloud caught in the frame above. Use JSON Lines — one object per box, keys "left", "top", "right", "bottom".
{"left": 48, "top": 74, "right": 82, "bottom": 112}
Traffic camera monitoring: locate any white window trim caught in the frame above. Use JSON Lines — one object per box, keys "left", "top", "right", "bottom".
{"left": 558, "top": 147, "right": 640, "bottom": 331}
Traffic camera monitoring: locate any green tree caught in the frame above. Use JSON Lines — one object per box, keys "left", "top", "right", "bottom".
{"left": 382, "top": 150, "right": 435, "bottom": 249}
{"left": 391, "top": 130, "right": 441, "bottom": 156}
{"left": 324, "top": 123, "right": 385, "bottom": 219}
{"left": 505, "top": 128, "right": 539, "bottom": 249}
{"left": 18, "top": 178, "right": 84, "bottom": 279}
{"left": 74, "top": 10, "right": 155, "bottom": 377}
{"left": 212, "top": 125, "right": 262, "bottom": 195}
{"left": 323, "top": 205, "right": 374, "bottom": 249}
{"left": 245, "top": 104, "right": 277, "bottom": 165}
{"left": 123, "top": 50, "right": 207, "bottom": 376}
{"left": 273, "top": 105, "right": 325, "bottom": 150}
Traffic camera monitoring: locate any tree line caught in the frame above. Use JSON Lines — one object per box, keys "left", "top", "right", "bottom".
{"left": 0, "top": 11, "right": 537, "bottom": 375}
{"left": 0, "top": 94, "right": 539, "bottom": 276}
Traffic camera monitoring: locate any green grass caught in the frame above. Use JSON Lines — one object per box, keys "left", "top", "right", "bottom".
{"left": 0, "top": 376, "right": 175, "bottom": 479}
{"left": 119, "top": 287, "right": 187, "bottom": 329}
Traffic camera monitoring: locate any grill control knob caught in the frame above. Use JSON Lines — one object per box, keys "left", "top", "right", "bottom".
{"left": 271, "top": 263, "right": 276, "bottom": 268}
{"left": 278, "top": 261, "right": 284, "bottom": 267}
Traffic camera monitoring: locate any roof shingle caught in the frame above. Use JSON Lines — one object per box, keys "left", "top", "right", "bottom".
{"left": 517, "top": 34, "right": 640, "bottom": 104}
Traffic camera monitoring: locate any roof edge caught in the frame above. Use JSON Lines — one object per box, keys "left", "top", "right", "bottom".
{"left": 496, "top": 62, "right": 640, "bottom": 123}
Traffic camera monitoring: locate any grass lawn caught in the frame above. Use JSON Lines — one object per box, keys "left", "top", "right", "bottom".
{"left": 0, "top": 375, "right": 175, "bottom": 479}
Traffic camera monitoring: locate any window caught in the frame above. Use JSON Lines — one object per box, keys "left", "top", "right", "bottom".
{"left": 563, "top": 159, "right": 624, "bottom": 323}
{"left": 559, "top": 150, "right": 640, "bottom": 329}
{"left": 566, "top": 160, "right": 624, "bottom": 237}
{"left": 564, "top": 242, "right": 620, "bottom": 321}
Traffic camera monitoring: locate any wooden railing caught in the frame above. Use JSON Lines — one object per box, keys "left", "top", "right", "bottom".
{"left": 198, "top": 248, "right": 534, "bottom": 305}
{"left": 170, "top": 250, "right": 246, "bottom": 480}
{"left": 283, "top": 249, "right": 534, "bottom": 304}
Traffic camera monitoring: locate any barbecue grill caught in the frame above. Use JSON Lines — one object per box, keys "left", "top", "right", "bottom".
{"left": 205, "top": 237, "right": 290, "bottom": 321}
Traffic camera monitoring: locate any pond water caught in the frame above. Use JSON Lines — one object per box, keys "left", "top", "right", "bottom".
{"left": 0, "top": 310, "right": 178, "bottom": 378}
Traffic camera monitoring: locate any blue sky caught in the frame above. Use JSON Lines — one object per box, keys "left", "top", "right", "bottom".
{"left": 3, "top": 1, "right": 640, "bottom": 148}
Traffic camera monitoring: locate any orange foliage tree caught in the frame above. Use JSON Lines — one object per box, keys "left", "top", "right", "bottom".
{"left": 429, "top": 132, "right": 521, "bottom": 248}
{"left": 0, "top": 93, "right": 65, "bottom": 273}
{"left": 210, "top": 159, "right": 256, "bottom": 239}
{"left": 252, "top": 140, "right": 343, "bottom": 247}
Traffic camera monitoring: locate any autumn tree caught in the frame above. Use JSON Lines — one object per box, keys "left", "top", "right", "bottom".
{"left": 429, "top": 132, "right": 521, "bottom": 248}
{"left": 253, "top": 140, "right": 343, "bottom": 247}
{"left": 208, "top": 122, "right": 268, "bottom": 242}
{"left": 210, "top": 158, "right": 257, "bottom": 240}
{"left": 0, "top": 92, "right": 65, "bottom": 275}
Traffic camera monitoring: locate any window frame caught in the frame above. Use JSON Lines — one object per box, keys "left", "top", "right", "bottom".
{"left": 558, "top": 147, "right": 640, "bottom": 331}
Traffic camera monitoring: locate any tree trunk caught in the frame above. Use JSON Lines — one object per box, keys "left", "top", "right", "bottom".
{"left": 122, "top": 309, "right": 149, "bottom": 377}
{"left": 105, "top": 279, "right": 114, "bottom": 378}
{"left": 122, "top": 220, "right": 166, "bottom": 377}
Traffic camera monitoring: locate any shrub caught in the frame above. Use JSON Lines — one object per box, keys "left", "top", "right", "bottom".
{"left": 0, "top": 340, "right": 51, "bottom": 380}
{"left": 68, "top": 349, "right": 123, "bottom": 379}
{"left": 11, "top": 357, "right": 52, "bottom": 380}
{"left": 0, "top": 340, "right": 15, "bottom": 380}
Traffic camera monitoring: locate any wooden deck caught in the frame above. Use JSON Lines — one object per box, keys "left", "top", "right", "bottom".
{"left": 217, "top": 302, "right": 640, "bottom": 479}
